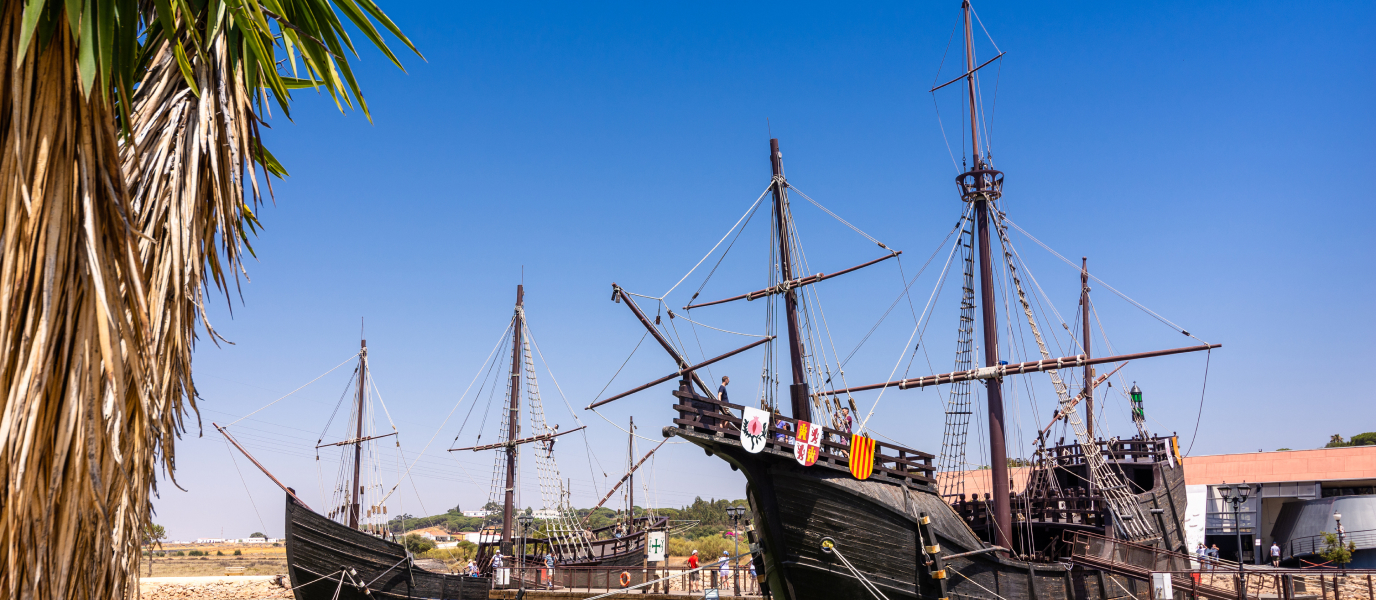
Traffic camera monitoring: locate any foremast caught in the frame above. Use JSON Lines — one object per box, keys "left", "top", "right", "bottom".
{"left": 349, "top": 339, "right": 368, "bottom": 529}
{"left": 768, "top": 139, "right": 813, "bottom": 423}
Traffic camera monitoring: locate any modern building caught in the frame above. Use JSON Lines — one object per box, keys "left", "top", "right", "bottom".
{"left": 937, "top": 445, "right": 1376, "bottom": 567}
{"left": 1182, "top": 445, "right": 1376, "bottom": 567}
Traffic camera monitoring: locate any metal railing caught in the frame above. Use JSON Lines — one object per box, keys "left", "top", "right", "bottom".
{"left": 488, "top": 564, "right": 763, "bottom": 596}
{"left": 1288, "top": 529, "right": 1376, "bottom": 560}
{"left": 1065, "top": 530, "right": 1376, "bottom": 600}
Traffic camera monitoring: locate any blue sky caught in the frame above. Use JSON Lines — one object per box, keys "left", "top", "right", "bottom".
{"left": 154, "top": 1, "right": 1374, "bottom": 541}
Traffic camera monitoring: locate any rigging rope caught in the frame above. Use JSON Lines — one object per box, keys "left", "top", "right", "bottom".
{"left": 825, "top": 540, "right": 891, "bottom": 600}
{"left": 856, "top": 211, "right": 969, "bottom": 434}
{"left": 999, "top": 216, "right": 1209, "bottom": 344}
{"left": 786, "top": 183, "right": 894, "bottom": 250}
{"left": 660, "top": 184, "right": 773, "bottom": 300}
{"left": 375, "top": 323, "right": 513, "bottom": 506}
{"left": 225, "top": 352, "right": 360, "bottom": 427}
{"left": 222, "top": 437, "right": 271, "bottom": 536}
{"left": 1184, "top": 348, "right": 1212, "bottom": 457}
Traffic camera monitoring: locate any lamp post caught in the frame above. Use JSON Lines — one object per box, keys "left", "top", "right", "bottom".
{"left": 517, "top": 513, "right": 534, "bottom": 592}
{"left": 1335, "top": 512, "right": 1345, "bottom": 574}
{"left": 726, "top": 505, "right": 745, "bottom": 596}
{"left": 1218, "top": 483, "right": 1252, "bottom": 576}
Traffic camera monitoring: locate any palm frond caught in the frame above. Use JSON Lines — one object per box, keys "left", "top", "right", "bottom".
{"left": 0, "top": 4, "right": 157, "bottom": 598}
{"left": 1, "top": 0, "right": 418, "bottom": 598}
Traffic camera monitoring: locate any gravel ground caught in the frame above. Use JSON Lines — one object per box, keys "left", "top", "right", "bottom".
{"left": 138, "top": 575, "right": 293, "bottom": 600}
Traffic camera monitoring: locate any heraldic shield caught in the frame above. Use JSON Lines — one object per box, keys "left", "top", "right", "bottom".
{"left": 849, "top": 434, "right": 876, "bottom": 480}
{"left": 794, "top": 421, "right": 821, "bottom": 466}
{"left": 741, "top": 407, "right": 769, "bottom": 453}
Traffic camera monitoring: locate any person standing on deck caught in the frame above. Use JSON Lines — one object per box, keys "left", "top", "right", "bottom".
{"left": 839, "top": 407, "right": 853, "bottom": 444}
{"left": 492, "top": 551, "right": 508, "bottom": 586}
{"left": 718, "top": 376, "right": 730, "bottom": 403}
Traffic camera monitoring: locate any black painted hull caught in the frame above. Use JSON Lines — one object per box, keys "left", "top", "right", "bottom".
{"left": 284, "top": 496, "right": 490, "bottom": 600}
{"left": 668, "top": 426, "right": 1186, "bottom": 600}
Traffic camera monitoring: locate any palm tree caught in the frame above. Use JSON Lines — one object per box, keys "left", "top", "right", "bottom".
{"left": 0, "top": 2, "right": 417, "bottom": 598}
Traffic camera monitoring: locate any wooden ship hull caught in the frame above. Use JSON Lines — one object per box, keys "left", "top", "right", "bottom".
{"left": 285, "top": 495, "right": 490, "bottom": 600}
{"left": 666, "top": 388, "right": 1193, "bottom": 600}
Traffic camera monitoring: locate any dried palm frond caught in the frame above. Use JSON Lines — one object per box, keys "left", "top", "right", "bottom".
{"left": 0, "top": 0, "right": 417, "bottom": 598}
{"left": 0, "top": 3, "right": 156, "bottom": 599}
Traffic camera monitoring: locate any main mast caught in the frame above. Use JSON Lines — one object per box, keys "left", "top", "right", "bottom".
{"left": 502, "top": 285, "right": 525, "bottom": 555}
{"left": 349, "top": 339, "right": 367, "bottom": 529}
{"left": 1081, "top": 258, "right": 1094, "bottom": 438}
{"left": 627, "top": 416, "right": 634, "bottom": 527}
{"left": 958, "top": 0, "right": 1012, "bottom": 551}
{"left": 769, "top": 139, "right": 812, "bottom": 422}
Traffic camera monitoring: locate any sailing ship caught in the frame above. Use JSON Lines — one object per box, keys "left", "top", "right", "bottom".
{"left": 594, "top": 3, "right": 1217, "bottom": 599}
{"left": 449, "top": 285, "right": 663, "bottom": 580}
{"left": 216, "top": 340, "right": 492, "bottom": 600}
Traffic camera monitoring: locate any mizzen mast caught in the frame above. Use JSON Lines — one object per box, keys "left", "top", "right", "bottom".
{"left": 769, "top": 139, "right": 812, "bottom": 423}
{"left": 956, "top": 0, "right": 1013, "bottom": 552}
{"left": 501, "top": 285, "right": 524, "bottom": 555}
{"left": 1081, "top": 258, "right": 1094, "bottom": 439}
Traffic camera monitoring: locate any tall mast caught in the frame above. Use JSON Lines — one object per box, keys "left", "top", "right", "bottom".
{"left": 1081, "top": 258, "right": 1094, "bottom": 439}
{"left": 627, "top": 416, "right": 634, "bottom": 527}
{"left": 349, "top": 339, "right": 367, "bottom": 529}
{"left": 960, "top": 0, "right": 1012, "bottom": 551}
{"left": 769, "top": 138, "right": 812, "bottom": 422}
{"left": 502, "top": 285, "right": 525, "bottom": 554}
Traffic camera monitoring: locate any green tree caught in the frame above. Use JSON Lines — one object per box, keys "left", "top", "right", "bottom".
{"left": 141, "top": 523, "right": 166, "bottom": 577}
{"left": 249, "top": 532, "right": 267, "bottom": 539}
{"left": 401, "top": 534, "right": 436, "bottom": 554}
{"left": 1319, "top": 531, "right": 1356, "bottom": 567}
{"left": 1350, "top": 432, "right": 1376, "bottom": 446}
{"left": 0, "top": 2, "right": 417, "bottom": 598}
{"left": 1326, "top": 435, "right": 1349, "bottom": 448}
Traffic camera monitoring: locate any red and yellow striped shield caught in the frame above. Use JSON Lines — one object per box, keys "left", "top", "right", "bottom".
{"left": 849, "top": 435, "right": 876, "bottom": 480}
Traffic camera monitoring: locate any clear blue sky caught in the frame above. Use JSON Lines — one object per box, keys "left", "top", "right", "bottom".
{"left": 154, "top": 0, "right": 1374, "bottom": 541}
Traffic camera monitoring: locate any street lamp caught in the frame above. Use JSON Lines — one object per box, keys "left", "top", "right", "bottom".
{"left": 517, "top": 513, "right": 534, "bottom": 591}
{"left": 1218, "top": 483, "right": 1252, "bottom": 575}
{"left": 1335, "top": 512, "right": 1345, "bottom": 574}
{"left": 725, "top": 506, "right": 746, "bottom": 596}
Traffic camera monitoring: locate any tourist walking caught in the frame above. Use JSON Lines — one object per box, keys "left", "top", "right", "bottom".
{"left": 719, "top": 376, "right": 730, "bottom": 403}
{"left": 719, "top": 551, "right": 731, "bottom": 591}
{"left": 545, "top": 553, "right": 557, "bottom": 588}
{"left": 687, "top": 550, "right": 701, "bottom": 592}
{"left": 1271, "top": 542, "right": 1281, "bottom": 567}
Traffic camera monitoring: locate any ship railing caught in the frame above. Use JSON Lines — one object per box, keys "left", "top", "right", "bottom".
{"left": 670, "top": 389, "right": 936, "bottom": 486}
{"left": 1042, "top": 436, "right": 1173, "bottom": 466}
{"left": 951, "top": 488, "right": 1106, "bottom": 529}
{"left": 491, "top": 563, "right": 763, "bottom": 596}
{"left": 1065, "top": 530, "right": 1376, "bottom": 600}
